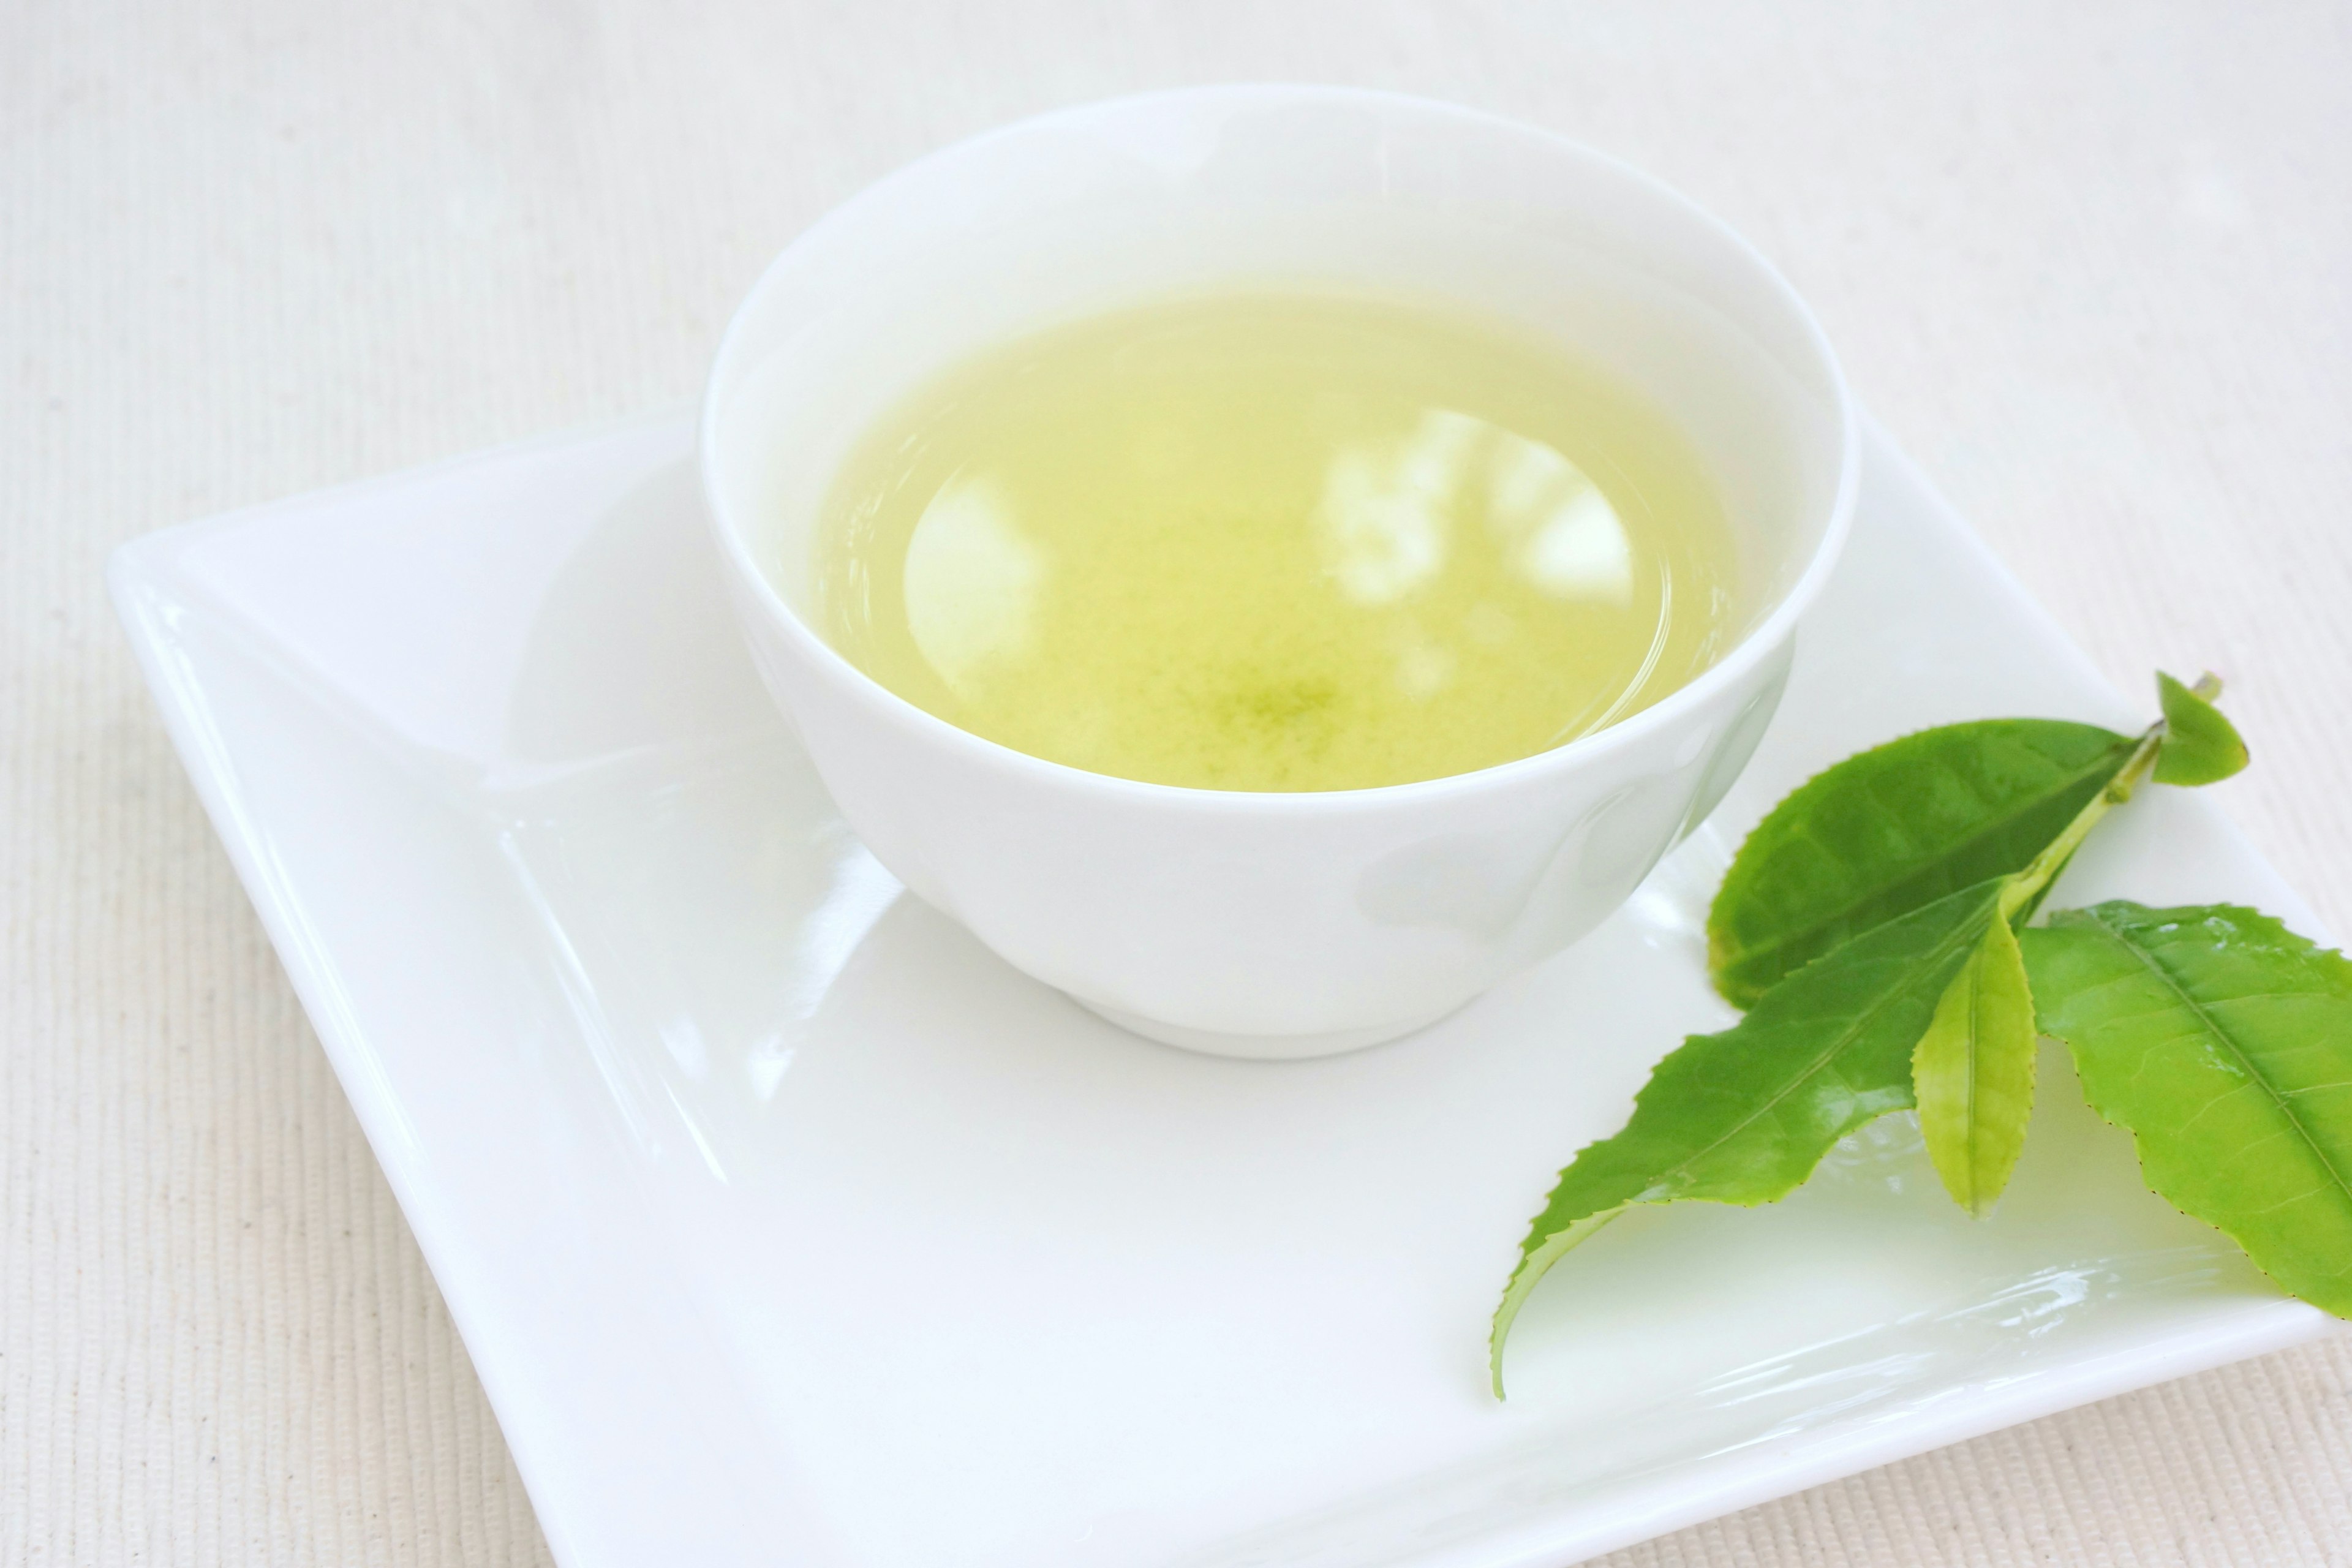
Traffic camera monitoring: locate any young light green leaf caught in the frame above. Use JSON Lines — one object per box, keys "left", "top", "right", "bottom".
{"left": 1913, "top": 912, "right": 2037, "bottom": 1217}
{"left": 2154, "top": 671, "right": 2248, "bottom": 786}
{"left": 1708, "top": 720, "right": 2135, "bottom": 1008}
{"left": 1491, "top": 878, "right": 2007, "bottom": 1395}
{"left": 2022, "top": 902, "right": 2352, "bottom": 1317}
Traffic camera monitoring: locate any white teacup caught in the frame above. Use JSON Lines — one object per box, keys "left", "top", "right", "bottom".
{"left": 703, "top": 86, "right": 1855, "bottom": 1059}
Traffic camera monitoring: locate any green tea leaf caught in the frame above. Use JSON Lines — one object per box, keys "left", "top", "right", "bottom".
{"left": 1708, "top": 720, "right": 2135, "bottom": 1007}
{"left": 2154, "top": 671, "right": 2249, "bottom": 786}
{"left": 1913, "top": 912, "right": 2038, "bottom": 1217}
{"left": 2023, "top": 902, "right": 2352, "bottom": 1316}
{"left": 1491, "top": 878, "right": 2006, "bottom": 1394}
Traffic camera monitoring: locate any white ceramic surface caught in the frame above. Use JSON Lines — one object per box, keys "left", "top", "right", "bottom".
{"left": 701, "top": 86, "right": 1856, "bottom": 1055}
{"left": 109, "top": 412, "right": 2332, "bottom": 1568}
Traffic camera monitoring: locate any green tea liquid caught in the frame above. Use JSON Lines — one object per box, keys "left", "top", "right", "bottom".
{"left": 811, "top": 291, "right": 1738, "bottom": 792}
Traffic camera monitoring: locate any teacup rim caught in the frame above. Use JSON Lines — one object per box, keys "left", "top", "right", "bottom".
{"left": 701, "top": 81, "right": 1859, "bottom": 814}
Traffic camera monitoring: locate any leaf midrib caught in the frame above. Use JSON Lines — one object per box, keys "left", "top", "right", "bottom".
{"left": 1955, "top": 957, "right": 1986, "bottom": 1204}
{"left": 1657, "top": 895, "right": 1996, "bottom": 1195}
{"left": 1722, "top": 742, "right": 2130, "bottom": 984}
{"left": 2084, "top": 911, "right": 2352, "bottom": 1208}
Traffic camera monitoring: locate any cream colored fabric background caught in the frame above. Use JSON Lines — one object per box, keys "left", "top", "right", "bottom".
{"left": 6, "top": 2, "right": 2350, "bottom": 1563}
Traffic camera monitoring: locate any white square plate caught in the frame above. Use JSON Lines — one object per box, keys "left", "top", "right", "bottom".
{"left": 111, "top": 413, "right": 2334, "bottom": 1568}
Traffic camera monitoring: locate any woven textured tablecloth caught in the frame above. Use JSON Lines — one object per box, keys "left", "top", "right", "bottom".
{"left": 7, "top": 3, "right": 2350, "bottom": 1562}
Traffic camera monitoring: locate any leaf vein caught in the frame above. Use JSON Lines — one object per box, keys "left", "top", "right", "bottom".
{"left": 2082, "top": 910, "right": 2352, "bottom": 1209}
{"left": 1722, "top": 743, "right": 2128, "bottom": 978}
{"left": 1667, "top": 899, "right": 1995, "bottom": 1190}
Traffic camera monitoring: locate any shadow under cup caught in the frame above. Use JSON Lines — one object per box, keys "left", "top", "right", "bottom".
{"left": 702, "top": 86, "right": 1854, "bottom": 1059}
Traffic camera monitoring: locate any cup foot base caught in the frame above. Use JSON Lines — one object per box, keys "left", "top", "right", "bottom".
{"left": 1068, "top": 997, "right": 1464, "bottom": 1060}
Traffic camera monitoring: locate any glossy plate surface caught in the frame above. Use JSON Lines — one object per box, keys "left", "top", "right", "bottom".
{"left": 111, "top": 413, "right": 2333, "bottom": 1568}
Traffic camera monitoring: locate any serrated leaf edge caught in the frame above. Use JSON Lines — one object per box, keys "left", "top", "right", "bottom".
{"left": 1913, "top": 914, "right": 2038, "bottom": 1218}
{"left": 1706, "top": 720, "right": 2135, "bottom": 1006}
{"left": 1491, "top": 883, "right": 2002, "bottom": 1395}
{"left": 2034, "top": 902, "right": 2352, "bottom": 1317}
